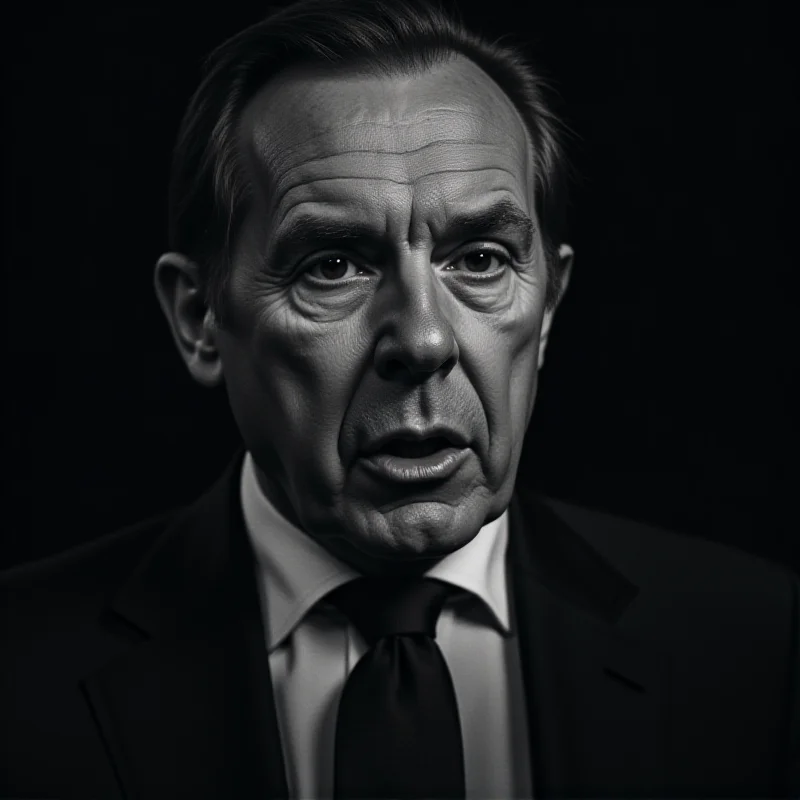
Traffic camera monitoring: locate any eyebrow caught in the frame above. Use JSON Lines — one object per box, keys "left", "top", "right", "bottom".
{"left": 270, "top": 198, "right": 536, "bottom": 269}
{"left": 440, "top": 199, "right": 536, "bottom": 254}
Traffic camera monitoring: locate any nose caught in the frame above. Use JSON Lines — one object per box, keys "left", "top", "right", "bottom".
{"left": 373, "top": 261, "right": 459, "bottom": 384}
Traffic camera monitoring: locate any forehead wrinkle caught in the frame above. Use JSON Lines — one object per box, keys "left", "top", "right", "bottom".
{"left": 289, "top": 137, "right": 502, "bottom": 160}
{"left": 272, "top": 166, "right": 524, "bottom": 222}
{"left": 238, "top": 64, "right": 537, "bottom": 227}
{"left": 271, "top": 169, "right": 523, "bottom": 228}
{"left": 270, "top": 141, "right": 522, "bottom": 198}
{"left": 265, "top": 138, "right": 505, "bottom": 185}
{"left": 250, "top": 108, "right": 515, "bottom": 158}
{"left": 246, "top": 108, "right": 524, "bottom": 181}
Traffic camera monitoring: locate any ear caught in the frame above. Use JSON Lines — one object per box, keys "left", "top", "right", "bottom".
{"left": 153, "top": 252, "right": 224, "bottom": 388}
{"left": 538, "top": 243, "right": 574, "bottom": 370}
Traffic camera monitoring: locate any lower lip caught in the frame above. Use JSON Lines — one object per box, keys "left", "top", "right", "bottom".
{"left": 360, "top": 447, "right": 469, "bottom": 483}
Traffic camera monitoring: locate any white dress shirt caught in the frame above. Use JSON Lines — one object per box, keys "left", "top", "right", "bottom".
{"left": 240, "top": 451, "right": 534, "bottom": 799}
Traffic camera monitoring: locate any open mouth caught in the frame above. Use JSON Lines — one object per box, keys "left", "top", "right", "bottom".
{"left": 360, "top": 434, "right": 469, "bottom": 483}
{"left": 376, "top": 436, "right": 454, "bottom": 459}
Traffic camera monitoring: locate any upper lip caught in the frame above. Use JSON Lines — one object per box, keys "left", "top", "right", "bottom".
{"left": 361, "top": 426, "right": 469, "bottom": 457}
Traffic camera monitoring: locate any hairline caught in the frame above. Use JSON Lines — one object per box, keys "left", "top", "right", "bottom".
{"left": 170, "top": 11, "right": 572, "bottom": 327}
{"left": 233, "top": 51, "right": 539, "bottom": 227}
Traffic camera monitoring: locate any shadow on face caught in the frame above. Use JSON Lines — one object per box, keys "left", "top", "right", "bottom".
{"left": 155, "top": 55, "right": 574, "bottom": 576}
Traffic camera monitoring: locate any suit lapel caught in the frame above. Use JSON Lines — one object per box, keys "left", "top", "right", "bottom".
{"left": 508, "top": 490, "right": 671, "bottom": 799}
{"left": 82, "top": 448, "right": 289, "bottom": 800}
{"left": 82, "top": 446, "right": 669, "bottom": 799}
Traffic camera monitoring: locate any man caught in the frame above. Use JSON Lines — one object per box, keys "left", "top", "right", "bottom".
{"left": 2, "top": 0, "right": 798, "bottom": 798}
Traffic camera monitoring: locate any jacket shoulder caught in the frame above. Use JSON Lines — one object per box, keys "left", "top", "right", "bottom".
{"left": 540, "top": 494, "right": 798, "bottom": 617}
{"left": 0, "top": 510, "right": 177, "bottom": 631}
{"left": 536, "top": 497, "right": 800, "bottom": 795}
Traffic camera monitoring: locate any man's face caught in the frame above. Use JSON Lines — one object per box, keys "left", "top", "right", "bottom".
{"left": 211, "top": 56, "right": 568, "bottom": 573}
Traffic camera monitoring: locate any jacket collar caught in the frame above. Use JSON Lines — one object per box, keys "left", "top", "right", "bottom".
{"left": 83, "top": 446, "right": 668, "bottom": 799}
{"left": 507, "top": 489, "right": 669, "bottom": 797}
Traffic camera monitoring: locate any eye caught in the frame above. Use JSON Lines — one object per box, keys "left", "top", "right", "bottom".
{"left": 444, "top": 247, "right": 511, "bottom": 275}
{"left": 304, "top": 255, "right": 370, "bottom": 282}
{"left": 300, "top": 247, "right": 511, "bottom": 283}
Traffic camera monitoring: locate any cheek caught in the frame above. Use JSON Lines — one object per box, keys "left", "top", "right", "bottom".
{"left": 504, "top": 278, "right": 545, "bottom": 412}
{"left": 463, "top": 284, "right": 541, "bottom": 473}
{"left": 222, "top": 303, "right": 367, "bottom": 477}
{"left": 473, "top": 281, "right": 542, "bottom": 406}
{"left": 510, "top": 342, "right": 541, "bottom": 433}
{"left": 507, "top": 313, "right": 543, "bottom": 443}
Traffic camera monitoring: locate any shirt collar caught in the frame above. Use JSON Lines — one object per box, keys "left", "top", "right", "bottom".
{"left": 240, "top": 451, "right": 511, "bottom": 653}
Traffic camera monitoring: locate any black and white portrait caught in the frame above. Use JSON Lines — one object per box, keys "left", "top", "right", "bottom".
{"left": 3, "top": 1, "right": 798, "bottom": 798}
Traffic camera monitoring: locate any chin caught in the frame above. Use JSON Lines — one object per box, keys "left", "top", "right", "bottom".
{"left": 377, "top": 505, "right": 481, "bottom": 554}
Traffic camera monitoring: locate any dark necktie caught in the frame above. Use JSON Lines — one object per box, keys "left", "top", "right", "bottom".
{"left": 327, "top": 575, "right": 466, "bottom": 800}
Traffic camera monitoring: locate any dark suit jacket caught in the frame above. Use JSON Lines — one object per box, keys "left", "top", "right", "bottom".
{"left": 2, "top": 447, "right": 798, "bottom": 800}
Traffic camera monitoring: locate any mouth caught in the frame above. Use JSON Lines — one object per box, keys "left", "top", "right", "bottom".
{"left": 376, "top": 436, "right": 454, "bottom": 459}
{"left": 359, "top": 435, "right": 470, "bottom": 483}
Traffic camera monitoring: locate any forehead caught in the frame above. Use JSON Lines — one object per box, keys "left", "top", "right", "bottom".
{"left": 238, "top": 55, "right": 533, "bottom": 224}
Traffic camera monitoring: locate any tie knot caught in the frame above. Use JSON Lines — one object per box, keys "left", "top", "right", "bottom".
{"left": 327, "top": 576, "right": 453, "bottom": 646}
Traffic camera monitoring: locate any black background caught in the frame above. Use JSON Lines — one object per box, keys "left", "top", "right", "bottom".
{"left": 4, "top": 2, "right": 798, "bottom": 574}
